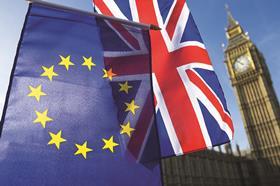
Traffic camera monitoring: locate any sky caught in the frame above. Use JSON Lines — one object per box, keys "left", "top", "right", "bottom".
{"left": 0, "top": 0, "right": 280, "bottom": 151}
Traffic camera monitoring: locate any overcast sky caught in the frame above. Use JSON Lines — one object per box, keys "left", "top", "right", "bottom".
{"left": 0, "top": 0, "right": 280, "bottom": 151}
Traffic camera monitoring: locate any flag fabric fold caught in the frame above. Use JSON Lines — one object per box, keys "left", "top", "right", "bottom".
{"left": 0, "top": 3, "right": 161, "bottom": 186}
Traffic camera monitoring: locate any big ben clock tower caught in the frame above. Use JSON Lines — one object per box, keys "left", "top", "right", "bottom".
{"left": 224, "top": 6, "right": 280, "bottom": 169}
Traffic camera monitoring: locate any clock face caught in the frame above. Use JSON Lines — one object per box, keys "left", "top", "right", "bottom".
{"left": 234, "top": 55, "right": 250, "bottom": 73}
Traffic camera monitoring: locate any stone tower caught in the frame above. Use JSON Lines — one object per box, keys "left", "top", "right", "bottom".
{"left": 224, "top": 5, "right": 280, "bottom": 169}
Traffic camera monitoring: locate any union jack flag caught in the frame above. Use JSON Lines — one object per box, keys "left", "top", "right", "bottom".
{"left": 93, "top": 0, "right": 234, "bottom": 157}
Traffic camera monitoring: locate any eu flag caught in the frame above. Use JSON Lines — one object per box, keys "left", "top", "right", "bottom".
{"left": 0, "top": 2, "right": 161, "bottom": 185}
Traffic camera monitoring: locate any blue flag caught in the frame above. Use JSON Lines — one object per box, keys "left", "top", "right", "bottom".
{"left": 0, "top": 2, "right": 161, "bottom": 186}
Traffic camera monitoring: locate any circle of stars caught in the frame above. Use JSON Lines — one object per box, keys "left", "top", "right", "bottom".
{"left": 27, "top": 55, "right": 139, "bottom": 159}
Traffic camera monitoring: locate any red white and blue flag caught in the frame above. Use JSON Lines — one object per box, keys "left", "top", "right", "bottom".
{"left": 93, "top": 0, "right": 234, "bottom": 157}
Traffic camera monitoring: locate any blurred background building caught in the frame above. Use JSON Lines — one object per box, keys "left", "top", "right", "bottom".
{"left": 161, "top": 6, "right": 280, "bottom": 186}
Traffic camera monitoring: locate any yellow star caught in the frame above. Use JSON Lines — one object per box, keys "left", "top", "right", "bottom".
{"left": 28, "top": 85, "right": 46, "bottom": 102}
{"left": 33, "top": 109, "right": 53, "bottom": 128}
{"left": 120, "top": 122, "right": 135, "bottom": 137}
{"left": 82, "top": 56, "right": 96, "bottom": 71}
{"left": 74, "top": 141, "right": 93, "bottom": 159}
{"left": 103, "top": 68, "right": 116, "bottom": 81}
{"left": 41, "top": 65, "right": 58, "bottom": 81}
{"left": 119, "top": 81, "right": 132, "bottom": 94}
{"left": 102, "top": 136, "right": 119, "bottom": 153}
{"left": 48, "top": 130, "right": 66, "bottom": 150}
{"left": 58, "top": 55, "right": 74, "bottom": 70}
{"left": 125, "top": 100, "right": 140, "bottom": 115}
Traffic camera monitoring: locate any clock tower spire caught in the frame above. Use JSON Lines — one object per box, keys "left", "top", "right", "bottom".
{"left": 225, "top": 4, "right": 238, "bottom": 29}
{"left": 224, "top": 5, "right": 280, "bottom": 171}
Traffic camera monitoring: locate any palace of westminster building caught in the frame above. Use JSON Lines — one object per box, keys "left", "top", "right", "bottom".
{"left": 161, "top": 6, "right": 280, "bottom": 186}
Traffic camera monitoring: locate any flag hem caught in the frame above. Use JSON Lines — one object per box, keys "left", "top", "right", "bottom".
{"left": 0, "top": 4, "right": 32, "bottom": 136}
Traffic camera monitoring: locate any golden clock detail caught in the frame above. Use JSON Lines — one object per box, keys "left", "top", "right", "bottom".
{"left": 234, "top": 55, "right": 250, "bottom": 73}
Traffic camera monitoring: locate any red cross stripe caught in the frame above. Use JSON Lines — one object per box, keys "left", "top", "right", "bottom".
{"left": 93, "top": 0, "right": 234, "bottom": 157}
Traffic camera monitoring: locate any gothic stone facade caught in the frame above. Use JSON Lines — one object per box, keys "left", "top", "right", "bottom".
{"left": 224, "top": 7, "right": 280, "bottom": 168}
{"left": 162, "top": 145, "right": 279, "bottom": 186}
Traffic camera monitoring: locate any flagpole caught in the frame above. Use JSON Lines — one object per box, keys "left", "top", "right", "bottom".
{"left": 26, "top": 0, "right": 161, "bottom": 30}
